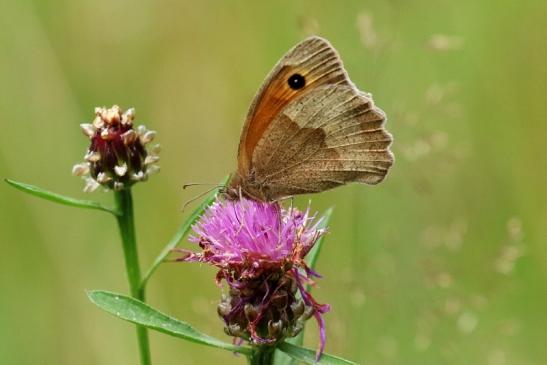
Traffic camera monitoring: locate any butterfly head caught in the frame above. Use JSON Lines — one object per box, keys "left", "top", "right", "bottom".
{"left": 225, "top": 171, "right": 273, "bottom": 202}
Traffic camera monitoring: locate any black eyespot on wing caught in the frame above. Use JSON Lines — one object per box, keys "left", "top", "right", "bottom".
{"left": 288, "top": 73, "right": 305, "bottom": 90}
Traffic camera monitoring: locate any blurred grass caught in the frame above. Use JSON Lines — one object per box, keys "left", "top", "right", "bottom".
{"left": 1, "top": 0, "right": 545, "bottom": 364}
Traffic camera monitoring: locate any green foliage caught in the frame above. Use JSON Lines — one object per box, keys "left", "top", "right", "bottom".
{"left": 278, "top": 342, "right": 358, "bottom": 365}
{"left": 88, "top": 290, "right": 358, "bottom": 365}
{"left": 88, "top": 290, "right": 252, "bottom": 355}
{"left": 5, "top": 179, "right": 117, "bottom": 215}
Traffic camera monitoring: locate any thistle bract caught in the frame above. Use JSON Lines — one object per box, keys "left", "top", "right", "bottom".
{"left": 181, "top": 197, "right": 330, "bottom": 357}
{"left": 72, "top": 105, "right": 160, "bottom": 192}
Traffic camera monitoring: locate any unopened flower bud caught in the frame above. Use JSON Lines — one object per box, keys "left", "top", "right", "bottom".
{"left": 268, "top": 320, "right": 284, "bottom": 338}
{"left": 114, "top": 163, "right": 128, "bottom": 177}
{"left": 302, "top": 306, "right": 315, "bottom": 321}
{"left": 72, "top": 163, "right": 89, "bottom": 177}
{"left": 146, "top": 165, "right": 160, "bottom": 175}
{"left": 144, "top": 155, "right": 160, "bottom": 165}
{"left": 122, "top": 108, "right": 135, "bottom": 124}
{"left": 121, "top": 130, "right": 137, "bottom": 145}
{"left": 217, "top": 302, "right": 231, "bottom": 317}
{"left": 151, "top": 144, "right": 161, "bottom": 155}
{"left": 140, "top": 130, "right": 156, "bottom": 144}
{"left": 290, "top": 300, "right": 305, "bottom": 318}
{"left": 289, "top": 321, "right": 304, "bottom": 337}
{"left": 80, "top": 123, "right": 96, "bottom": 138}
{"left": 244, "top": 303, "right": 259, "bottom": 322}
{"left": 83, "top": 177, "right": 100, "bottom": 193}
{"left": 225, "top": 324, "right": 245, "bottom": 338}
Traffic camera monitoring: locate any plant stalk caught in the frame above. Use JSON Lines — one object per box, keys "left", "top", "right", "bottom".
{"left": 114, "top": 188, "right": 151, "bottom": 365}
{"left": 248, "top": 345, "right": 275, "bottom": 365}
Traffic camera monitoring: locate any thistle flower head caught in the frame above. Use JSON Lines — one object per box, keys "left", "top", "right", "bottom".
{"left": 181, "top": 197, "right": 330, "bottom": 358}
{"left": 72, "top": 105, "right": 160, "bottom": 192}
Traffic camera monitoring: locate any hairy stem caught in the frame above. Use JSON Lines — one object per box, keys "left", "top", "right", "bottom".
{"left": 115, "top": 188, "right": 151, "bottom": 365}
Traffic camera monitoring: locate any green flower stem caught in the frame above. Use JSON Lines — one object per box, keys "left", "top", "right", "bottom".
{"left": 249, "top": 346, "right": 276, "bottom": 365}
{"left": 114, "top": 188, "right": 151, "bottom": 365}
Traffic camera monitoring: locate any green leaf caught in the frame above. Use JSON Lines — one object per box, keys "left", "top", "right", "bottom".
{"left": 5, "top": 178, "right": 118, "bottom": 215}
{"left": 140, "top": 175, "right": 229, "bottom": 288}
{"left": 274, "top": 336, "right": 301, "bottom": 365}
{"left": 278, "top": 342, "right": 358, "bottom": 365}
{"left": 87, "top": 290, "right": 252, "bottom": 356}
{"left": 274, "top": 207, "right": 334, "bottom": 365}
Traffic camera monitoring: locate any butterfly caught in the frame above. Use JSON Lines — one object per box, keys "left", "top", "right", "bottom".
{"left": 227, "top": 36, "right": 394, "bottom": 202}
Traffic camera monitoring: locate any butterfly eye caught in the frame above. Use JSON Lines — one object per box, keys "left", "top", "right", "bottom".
{"left": 287, "top": 73, "right": 306, "bottom": 90}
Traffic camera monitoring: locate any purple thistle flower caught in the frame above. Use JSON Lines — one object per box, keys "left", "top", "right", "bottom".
{"left": 179, "top": 197, "right": 330, "bottom": 359}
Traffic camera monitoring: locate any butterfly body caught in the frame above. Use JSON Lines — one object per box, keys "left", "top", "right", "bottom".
{"left": 228, "top": 36, "right": 393, "bottom": 202}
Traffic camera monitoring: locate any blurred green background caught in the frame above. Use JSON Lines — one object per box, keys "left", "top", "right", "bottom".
{"left": 1, "top": 0, "right": 545, "bottom": 364}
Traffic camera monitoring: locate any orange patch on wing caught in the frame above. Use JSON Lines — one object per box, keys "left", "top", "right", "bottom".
{"left": 243, "top": 67, "right": 296, "bottom": 163}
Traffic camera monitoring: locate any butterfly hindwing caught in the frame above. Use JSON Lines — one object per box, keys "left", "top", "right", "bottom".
{"left": 252, "top": 84, "right": 393, "bottom": 199}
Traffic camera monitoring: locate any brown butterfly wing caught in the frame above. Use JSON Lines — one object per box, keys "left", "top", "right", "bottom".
{"left": 237, "top": 36, "right": 347, "bottom": 177}
{"left": 255, "top": 84, "right": 393, "bottom": 198}
{"left": 235, "top": 36, "right": 393, "bottom": 201}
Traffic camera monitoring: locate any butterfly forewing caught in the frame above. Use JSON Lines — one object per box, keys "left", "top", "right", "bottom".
{"left": 238, "top": 37, "right": 346, "bottom": 175}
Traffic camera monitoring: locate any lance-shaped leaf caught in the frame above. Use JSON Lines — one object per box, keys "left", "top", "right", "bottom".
{"left": 87, "top": 290, "right": 252, "bottom": 355}
{"left": 278, "top": 342, "right": 358, "bottom": 365}
{"left": 88, "top": 290, "right": 357, "bottom": 365}
{"left": 5, "top": 179, "right": 117, "bottom": 215}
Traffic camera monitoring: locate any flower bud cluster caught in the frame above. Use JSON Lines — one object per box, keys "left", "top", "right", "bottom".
{"left": 72, "top": 105, "right": 159, "bottom": 192}
{"left": 218, "top": 271, "right": 314, "bottom": 344}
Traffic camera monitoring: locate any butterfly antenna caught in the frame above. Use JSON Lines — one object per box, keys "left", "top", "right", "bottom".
{"left": 182, "top": 182, "right": 222, "bottom": 190}
{"left": 180, "top": 185, "right": 222, "bottom": 213}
